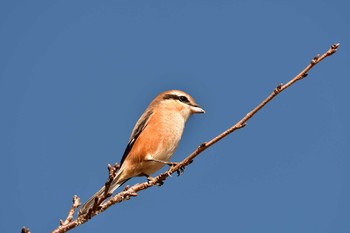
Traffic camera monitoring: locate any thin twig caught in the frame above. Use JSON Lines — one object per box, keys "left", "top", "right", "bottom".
{"left": 49, "top": 43, "right": 339, "bottom": 233}
{"left": 59, "top": 196, "right": 81, "bottom": 226}
{"left": 85, "top": 163, "right": 119, "bottom": 219}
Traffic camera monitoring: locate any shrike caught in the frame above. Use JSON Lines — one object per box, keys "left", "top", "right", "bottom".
{"left": 79, "top": 90, "right": 204, "bottom": 215}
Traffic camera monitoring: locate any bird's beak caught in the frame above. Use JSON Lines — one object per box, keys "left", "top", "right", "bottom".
{"left": 190, "top": 105, "right": 205, "bottom": 114}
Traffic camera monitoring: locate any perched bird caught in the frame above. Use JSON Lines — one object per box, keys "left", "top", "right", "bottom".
{"left": 79, "top": 90, "right": 204, "bottom": 215}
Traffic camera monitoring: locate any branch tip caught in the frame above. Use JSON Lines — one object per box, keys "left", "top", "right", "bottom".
{"left": 107, "top": 163, "right": 119, "bottom": 171}
{"left": 73, "top": 195, "right": 81, "bottom": 207}
{"left": 331, "top": 43, "right": 340, "bottom": 50}
{"left": 328, "top": 44, "right": 339, "bottom": 55}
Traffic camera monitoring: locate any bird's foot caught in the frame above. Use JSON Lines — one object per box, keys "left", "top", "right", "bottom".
{"left": 167, "top": 162, "right": 185, "bottom": 176}
{"left": 176, "top": 166, "right": 185, "bottom": 176}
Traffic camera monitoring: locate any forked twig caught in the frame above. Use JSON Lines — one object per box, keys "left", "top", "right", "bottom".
{"left": 48, "top": 43, "right": 339, "bottom": 233}
{"left": 59, "top": 196, "right": 81, "bottom": 226}
{"left": 84, "top": 163, "right": 120, "bottom": 219}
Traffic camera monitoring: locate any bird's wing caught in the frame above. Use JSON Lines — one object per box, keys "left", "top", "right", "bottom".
{"left": 120, "top": 109, "right": 153, "bottom": 165}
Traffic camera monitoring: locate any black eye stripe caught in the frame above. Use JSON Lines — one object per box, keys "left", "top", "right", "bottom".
{"left": 163, "top": 94, "right": 178, "bottom": 100}
{"left": 163, "top": 94, "right": 190, "bottom": 104}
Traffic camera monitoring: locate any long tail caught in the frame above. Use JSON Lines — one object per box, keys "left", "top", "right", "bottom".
{"left": 78, "top": 169, "right": 128, "bottom": 215}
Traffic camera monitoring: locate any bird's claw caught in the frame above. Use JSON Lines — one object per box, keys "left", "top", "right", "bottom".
{"left": 176, "top": 166, "right": 185, "bottom": 176}
{"left": 167, "top": 162, "right": 185, "bottom": 176}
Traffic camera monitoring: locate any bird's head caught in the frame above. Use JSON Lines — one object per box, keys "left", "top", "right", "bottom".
{"left": 152, "top": 90, "right": 205, "bottom": 121}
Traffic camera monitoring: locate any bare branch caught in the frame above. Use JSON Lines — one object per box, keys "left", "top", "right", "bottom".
{"left": 48, "top": 43, "right": 339, "bottom": 233}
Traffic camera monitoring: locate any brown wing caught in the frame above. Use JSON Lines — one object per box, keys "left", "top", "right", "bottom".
{"left": 120, "top": 109, "right": 153, "bottom": 165}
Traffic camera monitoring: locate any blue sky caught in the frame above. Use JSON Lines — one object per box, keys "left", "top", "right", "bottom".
{"left": 1, "top": 1, "right": 349, "bottom": 232}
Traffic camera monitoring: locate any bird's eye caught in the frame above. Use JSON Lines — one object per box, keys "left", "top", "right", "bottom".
{"left": 179, "top": 95, "right": 189, "bottom": 103}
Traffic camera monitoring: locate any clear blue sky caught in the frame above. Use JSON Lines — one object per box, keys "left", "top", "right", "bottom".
{"left": 1, "top": 1, "right": 349, "bottom": 232}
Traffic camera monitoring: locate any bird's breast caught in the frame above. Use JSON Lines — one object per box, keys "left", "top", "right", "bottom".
{"left": 122, "top": 111, "right": 187, "bottom": 177}
{"left": 152, "top": 113, "right": 185, "bottom": 161}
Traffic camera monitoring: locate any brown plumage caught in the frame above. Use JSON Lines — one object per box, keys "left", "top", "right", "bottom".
{"left": 79, "top": 90, "right": 204, "bottom": 215}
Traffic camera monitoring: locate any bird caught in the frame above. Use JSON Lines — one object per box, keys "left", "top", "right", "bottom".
{"left": 78, "top": 90, "right": 205, "bottom": 215}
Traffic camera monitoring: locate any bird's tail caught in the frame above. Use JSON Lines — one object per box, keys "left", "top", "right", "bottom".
{"left": 78, "top": 169, "right": 128, "bottom": 216}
